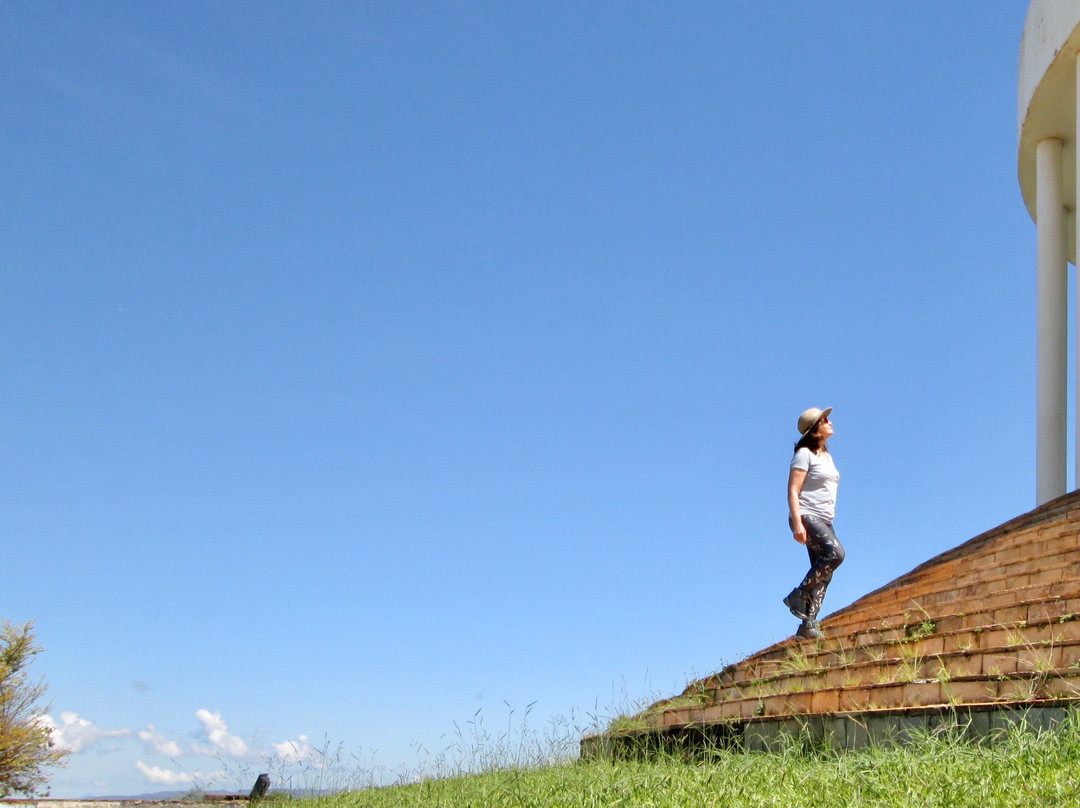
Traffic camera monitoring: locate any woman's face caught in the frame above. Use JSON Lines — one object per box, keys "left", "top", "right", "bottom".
{"left": 815, "top": 416, "right": 834, "bottom": 440}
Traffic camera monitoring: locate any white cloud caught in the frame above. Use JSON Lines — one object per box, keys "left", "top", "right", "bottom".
{"left": 43, "top": 712, "right": 132, "bottom": 753}
{"left": 136, "top": 761, "right": 195, "bottom": 786}
{"left": 138, "top": 724, "right": 184, "bottom": 758}
{"left": 271, "top": 734, "right": 321, "bottom": 766}
{"left": 192, "top": 709, "right": 250, "bottom": 760}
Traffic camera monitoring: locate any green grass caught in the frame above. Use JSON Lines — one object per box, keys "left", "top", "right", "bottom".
{"left": 279, "top": 714, "right": 1080, "bottom": 808}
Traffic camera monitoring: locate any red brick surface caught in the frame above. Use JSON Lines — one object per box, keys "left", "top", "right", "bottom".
{"left": 650, "top": 491, "right": 1080, "bottom": 730}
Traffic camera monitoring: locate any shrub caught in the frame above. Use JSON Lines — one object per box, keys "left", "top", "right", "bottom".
{"left": 0, "top": 621, "right": 67, "bottom": 796}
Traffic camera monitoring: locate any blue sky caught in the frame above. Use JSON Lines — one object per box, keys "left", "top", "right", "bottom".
{"left": 1, "top": 1, "right": 1044, "bottom": 796}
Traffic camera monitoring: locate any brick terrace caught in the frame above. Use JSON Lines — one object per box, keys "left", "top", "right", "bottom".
{"left": 584, "top": 489, "right": 1080, "bottom": 753}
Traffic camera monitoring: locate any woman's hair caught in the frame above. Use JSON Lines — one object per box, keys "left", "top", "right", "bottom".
{"left": 794, "top": 424, "right": 829, "bottom": 454}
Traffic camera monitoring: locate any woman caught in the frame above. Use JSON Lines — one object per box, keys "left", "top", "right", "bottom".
{"left": 783, "top": 407, "right": 845, "bottom": 639}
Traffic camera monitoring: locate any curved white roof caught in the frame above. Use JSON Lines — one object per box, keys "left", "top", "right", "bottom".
{"left": 1018, "top": 0, "right": 1080, "bottom": 258}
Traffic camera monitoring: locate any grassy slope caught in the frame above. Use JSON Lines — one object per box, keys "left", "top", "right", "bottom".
{"left": 298, "top": 718, "right": 1080, "bottom": 808}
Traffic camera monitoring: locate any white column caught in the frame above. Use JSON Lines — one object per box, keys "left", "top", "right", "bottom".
{"left": 1037, "top": 136, "right": 1067, "bottom": 505}
{"left": 1075, "top": 53, "right": 1080, "bottom": 492}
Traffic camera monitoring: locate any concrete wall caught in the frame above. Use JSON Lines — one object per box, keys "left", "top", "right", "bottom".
{"left": 581, "top": 704, "right": 1079, "bottom": 760}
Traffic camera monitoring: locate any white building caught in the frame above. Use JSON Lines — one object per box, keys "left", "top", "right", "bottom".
{"left": 1019, "top": 0, "right": 1080, "bottom": 504}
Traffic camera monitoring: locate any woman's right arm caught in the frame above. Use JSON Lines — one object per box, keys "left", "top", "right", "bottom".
{"left": 788, "top": 467, "right": 807, "bottom": 544}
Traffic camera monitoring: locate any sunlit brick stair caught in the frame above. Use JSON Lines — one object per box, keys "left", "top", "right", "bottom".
{"left": 588, "top": 490, "right": 1080, "bottom": 753}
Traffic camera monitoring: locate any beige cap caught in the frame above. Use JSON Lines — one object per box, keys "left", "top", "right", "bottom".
{"left": 797, "top": 407, "right": 833, "bottom": 436}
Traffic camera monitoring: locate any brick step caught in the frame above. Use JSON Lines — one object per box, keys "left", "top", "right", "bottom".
{"left": 701, "top": 633, "right": 1080, "bottom": 709}
{"left": 825, "top": 578, "right": 1062, "bottom": 639}
{"left": 838, "top": 587, "right": 1080, "bottom": 648}
{"left": 704, "top": 613, "right": 1080, "bottom": 695}
{"left": 845, "top": 596, "right": 1080, "bottom": 650}
{"left": 823, "top": 534, "right": 1080, "bottom": 615}
{"left": 739, "top": 585, "right": 1077, "bottom": 676}
{"left": 924, "top": 557, "right": 1077, "bottom": 605}
{"left": 655, "top": 668, "right": 1080, "bottom": 731}
{"left": 981, "top": 532, "right": 1080, "bottom": 567}
{"left": 834, "top": 556, "right": 1080, "bottom": 622}
{"left": 843, "top": 523, "right": 1080, "bottom": 601}
{"left": 827, "top": 577, "right": 1080, "bottom": 637}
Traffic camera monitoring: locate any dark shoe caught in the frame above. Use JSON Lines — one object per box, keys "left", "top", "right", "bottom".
{"left": 784, "top": 590, "right": 811, "bottom": 621}
{"left": 796, "top": 620, "right": 824, "bottom": 640}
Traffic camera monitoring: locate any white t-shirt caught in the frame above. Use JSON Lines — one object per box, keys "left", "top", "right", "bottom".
{"left": 790, "top": 447, "right": 839, "bottom": 521}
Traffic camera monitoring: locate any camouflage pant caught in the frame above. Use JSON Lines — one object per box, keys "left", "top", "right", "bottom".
{"left": 790, "top": 514, "right": 845, "bottom": 620}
